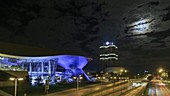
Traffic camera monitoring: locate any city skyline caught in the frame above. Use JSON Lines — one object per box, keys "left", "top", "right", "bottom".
{"left": 0, "top": 0, "right": 170, "bottom": 73}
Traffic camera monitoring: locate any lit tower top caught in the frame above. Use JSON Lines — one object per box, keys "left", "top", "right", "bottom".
{"left": 99, "top": 41, "right": 118, "bottom": 60}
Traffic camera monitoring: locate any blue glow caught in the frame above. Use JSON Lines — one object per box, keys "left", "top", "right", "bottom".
{"left": 0, "top": 54, "right": 91, "bottom": 83}
{"left": 57, "top": 55, "right": 88, "bottom": 77}
{"left": 57, "top": 55, "right": 88, "bottom": 69}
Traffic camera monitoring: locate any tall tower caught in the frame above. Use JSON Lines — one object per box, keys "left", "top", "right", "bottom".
{"left": 99, "top": 42, "right": 119, "bottom": 72}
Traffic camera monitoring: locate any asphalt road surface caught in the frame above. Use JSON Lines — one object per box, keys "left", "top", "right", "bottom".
{"left": 46, "top": 81, "right": 126, "bottom": 96}
{"left": 121, "top": 82, "right": 147, "bottom": 96}
{"left": 147, "top": 80, "right": 170, "bottom": 96}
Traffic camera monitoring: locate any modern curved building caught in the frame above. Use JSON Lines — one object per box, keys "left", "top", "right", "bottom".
{"left": 0, "top": 42, "right": 91, "bottom": 84}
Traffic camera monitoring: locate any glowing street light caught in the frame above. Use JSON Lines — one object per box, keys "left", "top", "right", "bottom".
{"left": 9, "top": 77, "right": 24, "bottom": 96}
{"left": 73, "top": 75, "right": 83, "bottom": 91}
{"left": 120, "top": 69, "right": 123, "bottom": 72}
{"left": 120, "top": 69, "right": 128, "bottom": 75}
{"left": 120, "top": 69, "right": 123, "bottom": 75}
{"left": 96, "top": 74, "right": 98, "bottom": 77}
{"left": 124, "top": 70, "right": 127, "bottom": 73}
{"left": 159, "top": 69, "right": 163, "bottom": 73}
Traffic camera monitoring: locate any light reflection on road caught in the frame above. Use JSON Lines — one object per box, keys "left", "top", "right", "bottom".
{"left": 148, "top": 80, "right": 170, "bottom": 96}
{"left": 122, "top": 82, "right": 147, "bottom": 96}
{"left": 46, "top": 81, "right": 125, "bottom": 96}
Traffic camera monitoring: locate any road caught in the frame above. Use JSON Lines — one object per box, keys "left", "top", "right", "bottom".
{"left": 121, "top": 82, "right": 147, "bottom": 96}
{"left": 46, "top": 81, "right": 127, "bottom": 96}
{"left": 147, "top": 80, "right": 170, "bottom": 96}
{"left": 94, "top": 81, "right": 130, "bottom": 96}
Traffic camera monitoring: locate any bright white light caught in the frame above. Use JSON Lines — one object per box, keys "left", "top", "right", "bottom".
{"left": 106, "top": 42, "right": 109, "bottom": 45}
{"left": 31, "top": 79, "right": 36, "bottom": 85}
{"left": 9, "top": 78, "right": 23, "bottom": 81}
{"left": 99, "top": 45, "right": 117, "bottom": 49}
{"left": 0, "top": 57, "right": 4, "bottom": 60}
{"left": 9, "top": 78, "right": 15, "bottom": 81}
{"left": 128, "top": 19, "right": 152, "bottom": 34}
{"left": 79, "top": 77, "right": 83, "bottom": 79}
{"left": 18, "top": 78, "right": 24, "bottom": 81}
{"left": 159, "top": 69, "right": 163, "bottom": 73}
{"left": 156, "top": 83, "right": 166, "bottom": 86}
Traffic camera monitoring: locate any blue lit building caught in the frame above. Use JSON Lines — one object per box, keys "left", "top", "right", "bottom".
{"left": 0, "top": 42, "right": 91, "bottom": 85}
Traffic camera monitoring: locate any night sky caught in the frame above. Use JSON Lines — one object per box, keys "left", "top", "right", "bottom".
{"left": 0, "top": 0, "right": 170, "bottom": 73}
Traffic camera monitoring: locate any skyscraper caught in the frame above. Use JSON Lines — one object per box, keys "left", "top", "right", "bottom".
{"left": 99, "top": 42, "right": 119, "bottom": 72}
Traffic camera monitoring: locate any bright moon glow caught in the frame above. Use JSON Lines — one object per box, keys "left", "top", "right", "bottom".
{"left": 127, "top": 19, "right": 152, "bottom": 34}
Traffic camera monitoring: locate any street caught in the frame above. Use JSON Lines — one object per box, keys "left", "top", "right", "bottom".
{"left": 121, "top": 82, "right": 147, "bottom": 96}
{"left": 147, "top": 80, "right": 170, "bottom": 96}
{"left": 46, "top": 80, "right": 132, "bottom": 96}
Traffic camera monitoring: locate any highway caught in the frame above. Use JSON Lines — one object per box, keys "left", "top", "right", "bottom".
{"left": 94, "top": 82, "right": 130, "bottom": 96}
{"left": 121, "top": 82, "right": 147, "bottom": 96}
{"left": 46, "top": 81, "right": 129, "bottom": 96}
{"left": 147, "top": 80, "right": 170, "bottom": 96}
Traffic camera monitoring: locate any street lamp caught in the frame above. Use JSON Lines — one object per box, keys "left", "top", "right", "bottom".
{"left": 120, "top": 69, "right": 123, "bottom": 73}
{"left": 9, "top": 77, "right": 24, "bottom": 96}
{"left": 159, "top": 68, "right": 163, "bottom": 73}
{"left": 96, "top": 74, "right": 98, "bottom": 77}
{"left": 110, "top": 76, "right": 116, "bottom": 96}
{"left": 124, "top": 70, "right": 127, "bottom": 73}
{"left": 73, "top": 75, "right": 83, "bottom": 91}
{"left": 119, "top": 69, "right": 128, "bottom": 95}
{"left": 120, "top": 69, "right": 124, "bottom": 76}
{"left": 100, "top": 76, "right": 105, "bottom": 96}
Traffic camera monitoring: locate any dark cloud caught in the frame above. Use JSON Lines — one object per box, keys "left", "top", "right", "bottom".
{"left": 0, "top": 0, "right": 170, "bottom": 72}
{"left": 0, "top": 0, "right": 108, "bottom": 57}
{"left": 117, "top": 0, "right": 170, "bottom": 71}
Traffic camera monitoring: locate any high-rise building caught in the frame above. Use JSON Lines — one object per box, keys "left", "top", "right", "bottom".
{"left": 99, "top": 42, "right": 119, "bottom": 72}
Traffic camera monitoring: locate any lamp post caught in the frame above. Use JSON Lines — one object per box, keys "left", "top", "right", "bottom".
{"left": 113, "top": 76, "right": 117, "bottom": 96}
{"left": 119, "top": 69, "right": 128, "bottom": 95}
{"left": 110, "top": 76, "right": 114, "bottom": 96}
{"left": 9, "top": 77, "right": 23, "bottom": 96}
{"left": 120, "top": 69, "right": 123, "bottom": 75}
{"left": 77, "top": 77, "right": 79, "bottom": 90}
{"left": 73, "top": 76, "right": 78, "bottom": 90}
{"left": 99, "top": 76, "right": 105, "bottom": 96}
{"left": 74, "top": 75, "right": 83, "bottom": 91}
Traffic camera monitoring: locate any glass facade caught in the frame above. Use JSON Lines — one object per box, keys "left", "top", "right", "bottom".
{"left": 0, "top": 54, "right": 90, "bottom": 85}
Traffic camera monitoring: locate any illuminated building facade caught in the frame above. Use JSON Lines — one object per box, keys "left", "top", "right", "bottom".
{"left": 0, "top": 53, "right": 90, "bottom": 85}
{"left": 99, "top": 42, "right": 118, "bottom": 72}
